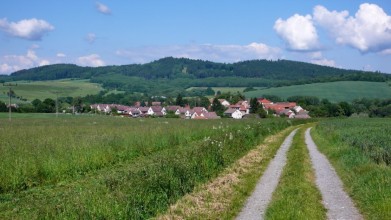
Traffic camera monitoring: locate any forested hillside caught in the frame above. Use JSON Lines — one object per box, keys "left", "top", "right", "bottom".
{"left": 1, "top": 57, "right": 389, "bottom": 96}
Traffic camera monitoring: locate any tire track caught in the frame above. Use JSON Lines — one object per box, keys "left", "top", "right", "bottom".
{"left": 236, "top": 128, "right": 298, "bottom": 220}
{"left": 305, "top": 128, "right": 363, "bottom": 220}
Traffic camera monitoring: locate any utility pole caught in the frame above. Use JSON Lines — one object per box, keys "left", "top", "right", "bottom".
{"left": 3, "top": 83, "right": 17, "bottom": 121}
{"left": 53, "top": 91, "right": 60, "bottom": 118}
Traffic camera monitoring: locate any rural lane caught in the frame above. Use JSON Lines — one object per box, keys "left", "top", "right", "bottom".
{"left": 305, "top": 128, "right": 363, "bottom": 220}
{"left": 236, "top": 128, "right": 298, "bottom": 220}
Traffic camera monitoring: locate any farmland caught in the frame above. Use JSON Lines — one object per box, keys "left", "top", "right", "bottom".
{"left": 313, "top": 119, "right": 391, "bottom": 219}
{"left": 0, "top": 79, "right": 103, "bottom": 103}
{"left": 244, "top": 81, "right": 391, "bottom": 102}
{"left": 0, "top": 117, "right": 306, "bottom": 219}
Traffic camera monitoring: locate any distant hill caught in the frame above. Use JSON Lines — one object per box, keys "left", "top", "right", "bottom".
{"left": 1, "top": 57, "right": 390, "bottom": 97}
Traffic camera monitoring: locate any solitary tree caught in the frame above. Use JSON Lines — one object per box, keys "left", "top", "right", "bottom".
{"left": 176, "top": 93, "right": 184, "bottom": 107}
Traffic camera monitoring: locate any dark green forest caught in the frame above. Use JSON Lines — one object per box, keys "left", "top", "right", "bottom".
{"left": 1, "top": 57, "right": 389, "bottom": 96}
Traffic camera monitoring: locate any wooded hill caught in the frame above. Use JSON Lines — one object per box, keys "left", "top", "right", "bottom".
{"left": 1, "top": 57, "right": 389, "bottom": 96}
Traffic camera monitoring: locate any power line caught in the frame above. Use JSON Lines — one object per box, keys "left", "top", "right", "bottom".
{"left": 3, "top": 83, "right": 17, "bottom": 121}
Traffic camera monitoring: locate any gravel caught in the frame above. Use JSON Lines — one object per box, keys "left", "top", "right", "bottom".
{"left": 236, "top": 129, "right": 298, "bottom": 220}
{"left": 305, "top": 128, "right": 363, "bottom": 220}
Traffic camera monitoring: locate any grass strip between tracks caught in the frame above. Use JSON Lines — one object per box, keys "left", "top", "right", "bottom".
{"left": 265, "top": 125, "right": 326, "bottom": 219}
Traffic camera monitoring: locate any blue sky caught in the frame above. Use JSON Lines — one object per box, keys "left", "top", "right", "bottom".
{"left": 1, "top": 0, "right": 391, "bottom": 74}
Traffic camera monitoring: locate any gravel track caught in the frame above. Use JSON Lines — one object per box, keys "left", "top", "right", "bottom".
{"left": 305, "top": 128, "right": 363, "bottom": 220}
{"left": 236, "top": 129, "right": 298, "bottom": 220}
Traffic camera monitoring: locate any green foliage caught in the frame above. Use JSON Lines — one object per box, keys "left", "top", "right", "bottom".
{"left": 5, "top": 58, "right": 390, "bottom": 99}
{"left": 0, "top": 101, "right": 7, "bottom": 112}
{"left": 313, "top": 119, "right": 391, "bottom": 219}
{"left": 211, "top": 98, "right": 225, "bottom": 116}
{"left": 0, "top": 117, "right": 300, "bottom": 219}
{"left": 316, "top": 119, "right": 391, "bottom": 165}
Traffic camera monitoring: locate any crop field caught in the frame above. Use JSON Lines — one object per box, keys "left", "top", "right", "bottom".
{"left": 244, "top": 81, "right": 391, "bottom": 102}
{"left": 0, "top": 117, "right": 305, "bottom": 219}
{"left": 0, "top": 79, "right": 103, "bottom": 103}
{"left": 313, "top": 118, "right": 391, "bottom": 219}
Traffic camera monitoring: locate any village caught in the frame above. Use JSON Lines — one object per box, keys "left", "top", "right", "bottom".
{"left": 90, "top": 97, "right": 311, "bottom": 119}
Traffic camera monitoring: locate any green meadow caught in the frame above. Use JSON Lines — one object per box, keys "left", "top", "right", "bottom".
{"left": 0, "top": 117, "right": 305, "bottom": 219}
{"left": 245, "top": 81, "right": 391, "bottom": 102}
{"left": 0, "top": 79, "right": 103, "bottom": 103}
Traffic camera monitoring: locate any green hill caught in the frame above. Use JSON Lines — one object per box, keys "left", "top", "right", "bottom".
{"left": 0, "top": 57, "right": 390, "bottom": 98}
{"left": 0, "top": 79, "right": 102, "bottom": 103}
{"left": 244, "top": 81, "right": 391, "bottom": 102}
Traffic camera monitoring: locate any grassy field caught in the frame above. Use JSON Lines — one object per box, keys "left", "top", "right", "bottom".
{"left": 244, "top": 81, "right": 391, "bottom": 102}
{"left": 0, "top": 117, "right": 304, "bottom": 219}
{"left": 313, "top": 118, "right": 391, "bottom": 219}
{"left": 0, "top": 79, "right": 103, "bottom": 103}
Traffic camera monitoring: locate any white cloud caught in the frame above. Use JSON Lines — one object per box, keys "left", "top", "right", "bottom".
{"left": 56, "top": 53, "right": 66, "bottom": 58}
{"left": 116, "top": 43, "right": 281, "bottom": 64}
{"left": 77, "top": 54, "right": 105, "bottom": 67}
{"left": 0, "top": 48, "right": 51, "bottom": 74}
{"left": 85, "top": 33, "right": 96, "bottom": 44}
{"left": 96, "top": 2, "right": 111, "bottom": 15}
{"left": 311, "top": 58, "right": 336, "bottom": 67}
{"left": 0, "top": 18, "right": 54, "bottom": 40}
{"left": 39, "top": 60, "right": 50, "bottom": 66}
{"left": 274, "top": 14, "right": 319, "bottom": 51}
{"left": 313, "top": 4, "right": 391, "bottom": 53}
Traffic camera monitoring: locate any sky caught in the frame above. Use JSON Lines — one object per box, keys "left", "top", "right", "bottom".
{"left": 1, "top": 0, "right": 391, "bottom": 75}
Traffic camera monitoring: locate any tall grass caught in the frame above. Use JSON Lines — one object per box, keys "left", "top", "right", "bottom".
{"left": 0, "top": 117, "right": 307, "bottom": 219}
{"left": 313, "top": 118, "right": 391, "bottom": 219}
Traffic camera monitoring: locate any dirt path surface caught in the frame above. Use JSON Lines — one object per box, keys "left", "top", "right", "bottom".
{"left": 305, "top": 128, "right": 363, "bottom": 220}
{"left": 236, "top": 129, "right": 298, "bottom": 220}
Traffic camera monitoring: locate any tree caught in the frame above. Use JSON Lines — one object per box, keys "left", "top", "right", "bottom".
{"left": 0, "top": 101, "right": 7, "bottom": 112}
{"left": 250, "top": 98, "right": 260, "bottom": 113}
{"left": 211, "top": 98, "right": 225, "bottom": 116}
{"left": 32, "top": 99, "right": 42, "bottom": 108}
{"left": 72, "top": 97, "right": 83, "bottom": 113}
{"left": 199, "top": 96, "right": 211, "bottom": 109}
{"left": 176, "top": 93, "right": 184, "bottom": 107}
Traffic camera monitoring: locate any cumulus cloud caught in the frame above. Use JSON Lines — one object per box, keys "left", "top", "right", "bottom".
{"left": 313, "top": 3, "right": 391, "bottom": 53}
{"left": 56, "top": 53, "right": 66, "bottom": 58}
{"left": 311, "top": 58, "right": 336, "bottom": 67}
{"left": 96, "top": 2, "right": 111, "bottom": 15}
{"left": 85, "top": 33, "right": 96, "bottom": 44}
{"left": 0, "top": 18, "right": 54, "bottom": 40}
{"left": 115, "top": 43, "right": 281, "bottom": 64}
{"left": 77, "top": 54, "right": 105, "bottom": 67}
{"left": 274, "top": 14, "right": 319, "bottom": 51}
{"left": 0, "top": 48, "right": 51, "bottom": 74}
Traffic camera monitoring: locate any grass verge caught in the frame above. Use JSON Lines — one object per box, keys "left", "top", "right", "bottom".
{"left": 312, "top": 124, "right": 391, "bottom": 220}
{"left": 156, "top": 126, "right": 299, "bottom": 219}
{"left": 265, "top": 125, "right": 326, "bottom": 219}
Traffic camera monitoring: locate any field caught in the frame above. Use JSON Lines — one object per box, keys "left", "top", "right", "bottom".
{"left": 244, "top": 81, "right": 391, "bottom": 102}
{"left": 0, "top": 79, "right": 103, "bottom": 103}
{"left": 0, "top": 116, "right": 305, "bottom": 219}
{"left": 313, "top": 119, "right": 391, "bottom": 219}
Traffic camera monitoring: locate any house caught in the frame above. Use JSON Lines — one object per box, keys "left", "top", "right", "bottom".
{"left": 146, "top": 106, "right": 166, "bottom": 116}
{"left": 293, "top": 106, "right": 303, "bottom": 113}
{"left": 128, "top": 108, "right": 141, "bottom": 117}
{"left": 166, "top": 105, "right": 180, "bottom": 112}
{"left": 258, "top": 98, "right": 273, "bottom": 105}
{"left": 224, "top": 108, "right": 243, "bottom": 119}
{"left": 295, "top": 111, "right": 311, "bottom": 119}
{"left": 278, "top": 109, "right": 295, "bottom": 118}
{"left": 138, "top": 107, "right": 150, "bottom": 116}
{"left": 218, "top": 99, "right": 230, "bottom": 107}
